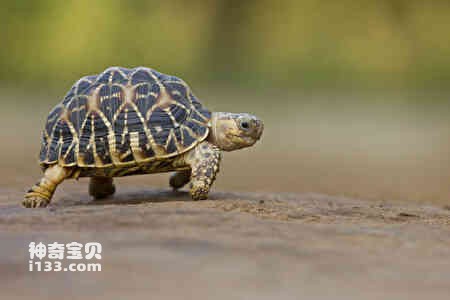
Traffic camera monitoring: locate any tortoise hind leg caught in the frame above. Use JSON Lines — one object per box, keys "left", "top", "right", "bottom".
{"left": 23, "top": 165, "right": 72, "bottom": 208}
{"left": 89, "top": 177, "right": 116, "bottom": 200}
{"left": 169, "top": 169, "right": 191, "bottom": 190}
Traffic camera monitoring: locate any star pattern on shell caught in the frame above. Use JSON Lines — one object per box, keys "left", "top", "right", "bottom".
{"left": 40, "top": 67, "right": 212, "bottom": 168}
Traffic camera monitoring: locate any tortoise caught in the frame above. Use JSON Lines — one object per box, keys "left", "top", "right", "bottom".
{"left": 23, "top": 67, "right": 263, "bottom": 208}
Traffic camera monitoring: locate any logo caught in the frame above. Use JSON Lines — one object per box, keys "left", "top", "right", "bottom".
{"left": 28, "top": 242, "right": 102, "bottom": 272}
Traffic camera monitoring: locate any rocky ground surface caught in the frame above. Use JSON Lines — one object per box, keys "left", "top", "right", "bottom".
{"left": 0, "top": 186, "right": 449, "bottom": 300}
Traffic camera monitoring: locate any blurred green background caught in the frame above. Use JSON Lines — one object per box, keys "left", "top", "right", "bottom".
{"left": 0, "top": 1, "right": 449, "bottom": 204}
{"left": 2, "top": 0, "right": 450, "bottom": 90}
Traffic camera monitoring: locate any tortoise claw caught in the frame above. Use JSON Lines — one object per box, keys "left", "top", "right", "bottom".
{"left": 190, "top": 185, "right": 209, "bottom": 200}
{"left": 23, "top": 193, "right": 50, "bottom": 208}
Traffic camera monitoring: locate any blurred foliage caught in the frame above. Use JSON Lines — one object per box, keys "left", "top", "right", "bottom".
{"left": 1, "top": 0, "right": 450, "bottom": 90}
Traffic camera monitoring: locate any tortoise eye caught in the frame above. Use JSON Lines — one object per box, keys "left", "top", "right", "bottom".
{"left": 240, "top": 120, "right": 250, "bottom": 130}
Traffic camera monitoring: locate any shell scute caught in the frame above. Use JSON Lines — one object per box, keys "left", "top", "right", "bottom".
{"left": 62, "top": 86, "right": 76, "bottom": 105}
{"left": 163, "top": 81, "right": 190, "bottom": 108}
{"left": 181, "top": 127, "right": 196, "bottom": 147}
{"left": 39, "top": 133, "right": 48, "bottom": 162}
{"left": 131, "top": 68, "right": 155, "bottom": 85}
{"left": 111, "top": 71, "right": 128, "bottom": 85}
{"left": 168, "top": 104, "right": 188, "bottom": 124}
{"left": 64, "top": 146, "right": 76, "bottom": 165}
{"left": 138, "top": 132, "right": 155, "bottom": 158}
{"left": 115, "top": 133, "right": 134, "bottom": 163}
{"left": 45, "top": 106, "right": 63, "bottom": 136}
{"left": 166, "top": 135, "right": 177, "bottom": 153}
{"left": 76, "top": 80, "right": 91, "bottom": 94}
{"left": 68, "top": 97, "right": 87, "bottom": 132}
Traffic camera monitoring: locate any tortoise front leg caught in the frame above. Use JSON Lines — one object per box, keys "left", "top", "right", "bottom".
{"left": 23, "top": 165, "right": 72, "bottom": 208}
{"left": 169, "top": 169, "right": 191, "bottom": 190}
{"left": 185, "top": 141, "right": 222, "bottom": 200}
{"left": 89, "top": 177, "right": 116, "bottom": 199}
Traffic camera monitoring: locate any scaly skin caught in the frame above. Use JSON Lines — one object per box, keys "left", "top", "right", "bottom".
{"left": 183, "top": 141, "right": 222, "bottom": 200}
{"left": 23, "top": 165, "right": 72, "bottom": 208}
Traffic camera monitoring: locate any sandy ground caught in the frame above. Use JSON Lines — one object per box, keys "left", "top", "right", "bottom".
{"left": 0, "top": 186, "right": 450, "bottom": 300}
{"left": 0, "top": 90, "right": 449, "bottom": 299}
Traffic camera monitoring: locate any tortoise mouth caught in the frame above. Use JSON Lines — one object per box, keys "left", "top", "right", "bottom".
{"left": 255, "top": 120, "right": 264, "bottom": 140}
{"left": 228, "top": 133, "right": 259, "bottom": 147}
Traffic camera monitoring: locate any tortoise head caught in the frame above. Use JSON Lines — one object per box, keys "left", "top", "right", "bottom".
{"left": 208, "top": 112, "right": 264, "bottom": 151}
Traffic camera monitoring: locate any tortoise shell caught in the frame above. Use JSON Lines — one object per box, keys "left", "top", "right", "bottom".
{"left": 39, "top": 67, "right": 212, "bottom": 168}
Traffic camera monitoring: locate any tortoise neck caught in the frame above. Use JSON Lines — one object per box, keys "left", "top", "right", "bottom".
{"left": 207, "top": 112, "right": 237, "bottom": 151}
{"left": 207, "top": 112, "right": 221, "bottom": 149}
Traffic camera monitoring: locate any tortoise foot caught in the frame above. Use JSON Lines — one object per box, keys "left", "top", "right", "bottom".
{"left": 169, "top": 170, "right": 191, "bottom": 190}
{"left": 89, "top": 178, "right": 116, "bottom": 200}
{"left": 23, "top": 193, "right": 51, "bottom": 208}
{"left": 190, "top": 185, "right": 209, "bottom": 201}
